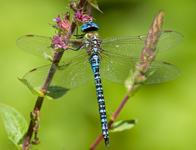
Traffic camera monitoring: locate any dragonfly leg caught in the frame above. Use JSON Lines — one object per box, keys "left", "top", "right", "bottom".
{"left": 68, "top": 45, "right": 83, "bottom": 51}
{"left": 73, "top": 34, "right": 84, "bottom": 39}
{"left": 73, "top": 26, "right": 85, "bottom": 39}
{"left": 89, "top": 54, "right": 109, "bottom": 146}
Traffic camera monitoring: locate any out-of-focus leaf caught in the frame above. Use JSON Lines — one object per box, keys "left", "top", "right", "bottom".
{"left": 124, "top": 71, "right": 141, "bottom": 97}
{"left": 88, "top": 0, "right": 103, "bottom": 13}
{"left": 18, "top": 78, "right": 69, "bottom": 99}
{"left": 109, "top": 120, "right": 137, "bottom": 132}
{"left": 0, "top": 103, "right": 28, "bottom": 149}
{"left": 106, "top": 109, "right": 114, "bottom": 120}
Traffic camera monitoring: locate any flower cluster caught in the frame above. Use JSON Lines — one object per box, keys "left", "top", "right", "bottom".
{"left": 51, "top": 35, "right": 68, "bottom": 49}
{"left": 51, "top": 7, "right": 92, "bottom": 51}
{"left": 74, "top": 8, "right": 92, "bottom": 23}
{"left": 51, "top": 14, "right": 70, "bottom": 50}
{"left": 52, "top": 14, "right": 70, "bottom": 31}
{"left": 74, "top": 13, "right": 92, "bottom": 23}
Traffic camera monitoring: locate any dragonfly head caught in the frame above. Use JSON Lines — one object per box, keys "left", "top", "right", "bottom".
{"left": 81, "top": 22, "right": 99, "bottom": 32}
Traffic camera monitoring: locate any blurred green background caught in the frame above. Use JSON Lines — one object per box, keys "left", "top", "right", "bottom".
{"left": 0, "top": 0, "right": 195, "bottom": 149}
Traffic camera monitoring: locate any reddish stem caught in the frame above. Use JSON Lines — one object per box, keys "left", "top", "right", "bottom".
{"left": 90, "top": 84, "right": 136, "bottom": 150}
{"left": 22, "top": 1, "right": 87, "bottom": 149}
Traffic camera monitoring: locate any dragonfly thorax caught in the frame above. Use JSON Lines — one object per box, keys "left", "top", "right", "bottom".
{"left": 83, "top": 31, "right": 102, "bottom": 56}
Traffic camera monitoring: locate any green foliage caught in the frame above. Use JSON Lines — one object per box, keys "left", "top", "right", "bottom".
{"left": 19, "top": 78, "right": 69, "bottom": 99}
{"left": 0, "top": 103, "right": 28, "bottom": 149}
{"left": 110, "top": 120, "right": 137, "bottom": 132}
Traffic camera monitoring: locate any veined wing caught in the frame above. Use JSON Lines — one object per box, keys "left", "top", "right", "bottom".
{"left": 22, "top": 52, "right": 93, "bottom": 90}
{"left": 100, "top": 51, "right": 180, "bottom": 84}
{"left": 17, "top": 35, "right": 53, "bottom": 59}
{"left": 144, "top": 61, "right": 180, "bottom": 84}
{"left": 17, "top": 35, "right": 84, "bottom": 61}
{"left": 101, "top": 30, "right": 184, "bottom": 57}
{"left": 100, "top": 51, "right": 135, "bottom": 84}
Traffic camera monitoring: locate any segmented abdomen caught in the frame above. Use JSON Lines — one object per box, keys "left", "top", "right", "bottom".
{"left": 89, "top": 54, "right": 109, "bottom": 146}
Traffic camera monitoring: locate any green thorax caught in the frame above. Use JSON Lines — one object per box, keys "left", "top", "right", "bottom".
{"left": 83, "top": 31, "right": 102, "bottom": 56}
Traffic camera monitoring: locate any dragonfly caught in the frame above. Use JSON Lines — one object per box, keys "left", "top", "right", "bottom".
{"left": 17, "top": 22, "right": 183, "bottom": 146}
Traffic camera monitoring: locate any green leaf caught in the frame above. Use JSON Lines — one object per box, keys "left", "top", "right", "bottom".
{"left": 18, "top": 78, "right": 45, "bottom": 97}
{"left": 88, "top": 0, "right": 103, "bottom": 13}
{"left": 43, "top": 50, "right": 53, "bottom": 62}
{"left": 109, "top": 120, "right": 137, "bottom": 132}
{"left": 46, "top": 86, "right": 69, "bottom": 99}
{"left": 0, "top": 103, "right": 28, "bottom": 149}
{"left": 18, "top": 78, "right": 69, "bottom": 99}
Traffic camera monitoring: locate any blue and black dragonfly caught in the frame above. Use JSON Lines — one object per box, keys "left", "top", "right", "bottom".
{"left": 17, "top": 22, "right": 183, "bottom": 146}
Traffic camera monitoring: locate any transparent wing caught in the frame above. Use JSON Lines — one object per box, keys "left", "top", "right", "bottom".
{"left": 101, "top": 30, "right": 184, "bottom": 57}
{"left": 17, "top": 35, "right": 54, "bottom": 58}
{"left": 16, "top": 35, "right": 84, "bottom": 60}
{"left": 100, "top": 51, "right": 136, "bottom": 84}
{"left": 100, "top": 51, "right": 180, "bottom": 84}
{"left": 145, "top": 61, "right": 180, "bottom": 84}
{"left": 22, "top": 52, "right": 93, "bottom": 90}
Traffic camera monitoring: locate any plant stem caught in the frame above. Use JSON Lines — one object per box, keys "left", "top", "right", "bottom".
{"left": 22, "top": 97, "right": 44, "bottom": 150}
{"left": 22, "top": 1, "right": 87, "bottom": 149}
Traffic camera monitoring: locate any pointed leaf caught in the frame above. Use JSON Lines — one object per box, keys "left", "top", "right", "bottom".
{"left": 46, "top": 86, "right": 69, "bottom": 99}
{"left": 109, "top": 120, "right": 137, "bottom": 132}
{"left": 18, "top": 78, "right": 69, "bottom": 99}
{"left": 88, "top": 0, "right": 103, "bottom": 13}
{"left": 18, "top": 78, "right": 45, "bottom": 97}
{"left": 0, "top": 103, "right": 28, "bottom": 149}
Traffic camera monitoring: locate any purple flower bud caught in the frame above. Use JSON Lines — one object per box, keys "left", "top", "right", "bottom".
{"left": 53, "top": 15, "right": 61, "bottom": 22}
{"left": 52, "top": 34, "right": 67, "bottom": 49}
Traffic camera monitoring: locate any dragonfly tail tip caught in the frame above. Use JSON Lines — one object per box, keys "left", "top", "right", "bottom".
{"left": 105, "top": 138, "right": 109, "bottom": 147}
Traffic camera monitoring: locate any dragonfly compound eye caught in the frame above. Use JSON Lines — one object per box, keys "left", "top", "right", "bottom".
{"left": 81, "top": 22, "right": 99, "bottom": 32}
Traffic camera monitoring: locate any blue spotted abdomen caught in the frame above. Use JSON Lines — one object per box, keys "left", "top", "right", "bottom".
{"left": 89, "top": 54, "right": 109, "bottom": 146}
